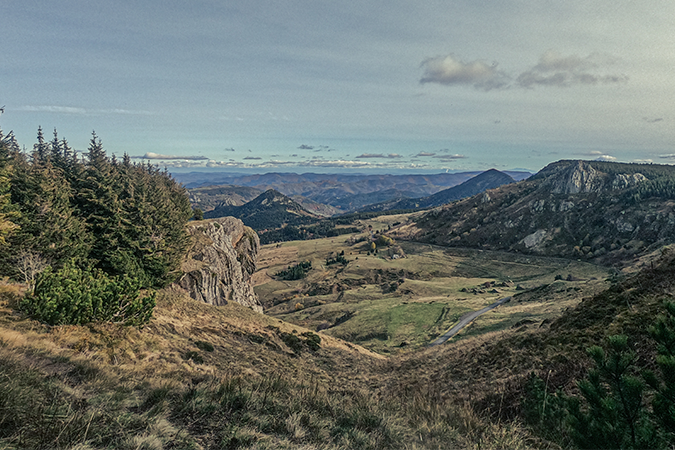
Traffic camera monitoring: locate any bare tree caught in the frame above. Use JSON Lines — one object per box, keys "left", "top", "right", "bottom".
{"left": 15, "top": 250, "right": 49, "bottom": 288}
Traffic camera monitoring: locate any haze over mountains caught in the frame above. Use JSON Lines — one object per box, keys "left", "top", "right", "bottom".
{"left": 360, "top": 169, "right": 515, "bottom": 212}
{"left": 184, "top": 169, "right": 529, "bottom": 228}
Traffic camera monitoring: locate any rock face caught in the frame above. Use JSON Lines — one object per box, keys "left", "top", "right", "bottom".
{"left": 178, "top": 217, "right": 262, "bottom": 312}
{"left": 544, "top": 160, "right": 646, "bottom": 194}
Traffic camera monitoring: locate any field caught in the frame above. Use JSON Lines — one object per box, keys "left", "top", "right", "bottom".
{"left": 254, "top": 217, "right": 613, "bottom": 354}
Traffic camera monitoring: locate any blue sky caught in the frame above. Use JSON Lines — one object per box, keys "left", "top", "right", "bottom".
{"left": 3, "top": 0, "right": 674, "bottom": 173}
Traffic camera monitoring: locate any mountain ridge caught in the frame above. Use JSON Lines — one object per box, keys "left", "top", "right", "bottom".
{"left": 203, "top": 189, "right": 319, "bottom": 230}
{"left": 360, "top": 169, "right": 515, "bottom": 212}
{"left": 390, "top": 160, "right": 675, "bottom": 265}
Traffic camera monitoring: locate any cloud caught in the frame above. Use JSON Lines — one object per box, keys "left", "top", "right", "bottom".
{"left": 516, "top": 51, "right": 628, "bottom": 88}
{"left": 420, "top": 54, "right": 509, "bottom": 91}
{"left": 433, "top": 154, "right": 466, "bottom": 161}
{"left": 658, "top": 154, "right": 675, "bottom": 159}
{"left": 19, "top": 105, "right": 87, "bottom": 114}
{"left": 131, "top": 152, "right": 208, "bottom": 160}
{"left": 355, "top": 153, "right": 403, "bottom": 159}
{"left": 224, "top": 147, "right": 235, "bottom": 152}
{"left": 18, "top": 105, "right": 153, "bottom": 115}
{"left": 643, "top": 117, "right": 663, "bottom": 123}
{"left": 243, "top": 156, "right": 262, "bottom": 160}
{"left": 415, "top": 152, "right": 436, "bottom": 157}
{"left": 298, "top": 144, "right": 314, "bottom": 150}
{"left": 594, "top": 154, "right": 617, "bottom": 161}
{"left": 421, "top": 51, "right": 627, "bottom": 91}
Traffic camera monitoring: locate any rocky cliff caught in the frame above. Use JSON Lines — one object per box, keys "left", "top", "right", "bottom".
{"left": 178, "top": 217, "right": 262, "bottom": 312}
{"left": 540, "top": 160, "right": 647, "bottom": 194}
{"left": 396, "top": 160, "right": 675, "bottom": 265}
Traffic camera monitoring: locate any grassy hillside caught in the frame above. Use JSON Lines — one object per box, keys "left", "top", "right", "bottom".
{"left": 395, "top": 160, "right": 675, "bottom": 266}
{"left": 382, "top": 246, "right": 675, "bottom": 448}
{"left": 0, "top": 282, "right": 538, "bottom": 449}
{"left": 254, "top": 216, "right": 612, "bottom": 354}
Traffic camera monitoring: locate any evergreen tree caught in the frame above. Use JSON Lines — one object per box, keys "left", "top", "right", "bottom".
{"left": 7, "top": 149, "right": 90, "bottom": 270}
{"left": 0, "top": 128, "right": 19, "bottom": 246}
{"left": 32, "top": 126, "right": 49, "bottom": 163}
{"left": 645, "top": 302, "right": 675, "bottom": 440}
{"left": 567, "top": 335, "right": 655, "bottom": 449}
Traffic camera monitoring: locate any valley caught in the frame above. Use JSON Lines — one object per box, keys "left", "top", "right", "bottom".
{"left": 253, "top": 215, "right": 613, "bottom": 354}
{"left": 4, "top": 155, "right": 675, "bottom": 448}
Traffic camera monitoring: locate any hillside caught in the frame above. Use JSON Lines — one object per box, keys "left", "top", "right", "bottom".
{"left": 203, "top": 189, "right": 320, "bottom": 230}
{"left": 188, "top": 185, "right": 263, "bottom": 211}
{"left": 382, "top": 245, "right": 675, "bottom": 448}
{"left": 0, "top": 275, "right": 537, "bottom": 449}
{"left": 360, "top": 169, "right": 515, "bottom": 212}
{"left": 176, "top": 171, "right": 531, "bottom": 212}
{"left": 392, "top": 160, "right": 675, "bottom": 265}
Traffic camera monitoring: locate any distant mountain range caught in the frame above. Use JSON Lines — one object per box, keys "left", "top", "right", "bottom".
{"left": 391, "top": 160, "right": 675, "bottom": 265}
{"left": 359, "top": 169, "right": 515, "bottom": 212}
{"left": 177, "top": 170, "right": 531, "bottom": 213}
{"left": 203, "top": 189, "right": 319, "bottom": 230}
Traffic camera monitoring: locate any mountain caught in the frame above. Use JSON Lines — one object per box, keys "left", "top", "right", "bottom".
{"left": 360, "top": 169, "right": 515, "bottom": 212}
{"left": 175, "top": 171, "right": 531, "bottom": 212}
{"left": 203, "top": 189, "right": 319, "bottom": 230}
{"left": 289, "top": 195, "right": 341, "bottom": 217}
{"left": 188, "top": 185, "right": 263, "bottom": 211}
{"left": 391, "top": 160, "right": 675, "bottom": 265}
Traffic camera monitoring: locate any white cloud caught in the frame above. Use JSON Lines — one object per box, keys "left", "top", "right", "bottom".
{"left": 355, "top": 153, "right": 403, "bottom": 159}
{"left": 131, "top": 152, "right": 208, "bottom": 160}
{"left": 594, "top": 154, "right": 617, "bottom": 161}
{"left": 517, "top": 51, "right": 628, "bottom": 88}
{"left": 18, "top": 105, "right": 154, "bottom": 115}
{"left": 19, "top": 105, "right": 87, "bottom": 114}
{"left": 433, "top": 154, "right": 466, "bottom": 160}
{"left": 420, "top": 55, "right": 509, "bottom": 91}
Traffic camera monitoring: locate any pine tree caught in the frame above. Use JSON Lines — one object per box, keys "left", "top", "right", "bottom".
{"left": 645, "top": 302, "right": 675, "bottom": 441}
{"left": 567, "top": 335, "right": 655, "bottom": 449}
{"left": 32, "top": 126, "right": 49, "bottom": 163}
{"left": 8, "top": 143, "right": 90, "bottom": 270}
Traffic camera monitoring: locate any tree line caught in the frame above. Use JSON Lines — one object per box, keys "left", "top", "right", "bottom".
{"left": 0, "top": 126, "right": 193, "bottom": 324}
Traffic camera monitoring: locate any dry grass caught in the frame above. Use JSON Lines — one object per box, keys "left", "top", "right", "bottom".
{"left": 255, "top": 234, "right": 613, "bottom": 354}
{"left": 0, "top": 280, "right": 545, "bottom": 449}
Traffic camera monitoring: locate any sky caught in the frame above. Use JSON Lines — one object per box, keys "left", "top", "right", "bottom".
{"left": 2, "top": 0, "right": 675, "bottom": 173}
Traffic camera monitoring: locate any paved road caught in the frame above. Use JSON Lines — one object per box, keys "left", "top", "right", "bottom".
{"left": 429, "top": 296, "right": 512, "bottom": 346}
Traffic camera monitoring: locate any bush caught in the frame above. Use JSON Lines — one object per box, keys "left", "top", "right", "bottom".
{"left": 276, "top": 261, "right": 312, "bottom": 280}
{"left": 20, "top": 261, "right": 155, "bottom": 326}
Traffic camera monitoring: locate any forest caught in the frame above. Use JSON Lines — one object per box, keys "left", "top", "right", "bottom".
{"left": 0, "top": 126, "right": 193, "bottom": 325}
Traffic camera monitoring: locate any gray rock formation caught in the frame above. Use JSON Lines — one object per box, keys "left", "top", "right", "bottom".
{"left": 178, "top": 217, "right": 262, "bottom": 312}
{"left": 546, "top": 160, "right": 646, "bottom": 194}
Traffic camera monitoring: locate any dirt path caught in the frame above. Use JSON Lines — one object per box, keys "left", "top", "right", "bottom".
{"left": 429, "top": 296, "right": 512, "bottom": 346}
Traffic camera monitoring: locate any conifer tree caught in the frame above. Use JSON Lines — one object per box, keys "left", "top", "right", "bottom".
{"left": 32, "top": 126, "right": 49, "bottom": 163}
{"left": 567, "top": 335, "right": 655, "bottom": 449}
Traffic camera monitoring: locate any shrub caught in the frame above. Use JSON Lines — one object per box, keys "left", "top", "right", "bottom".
{"left": 276, "top": 261, "right": 312, "bottom": 280}
{"left": 20, "top": 261, "right": 155, "bottom": 326}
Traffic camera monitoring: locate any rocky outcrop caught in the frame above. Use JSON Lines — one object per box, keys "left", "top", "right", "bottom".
{"left": 178, "top": 217, "right": 262, "bottom": 312}
{"left": 406, "top": 160, "right": 675, "bottom": 265}
{"left": 544, "top": 160, "right": 646, "bottom": 194}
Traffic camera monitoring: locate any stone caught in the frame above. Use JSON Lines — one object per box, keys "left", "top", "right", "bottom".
{"left": 178, "top": 217, "right": 262, "bottom": 312}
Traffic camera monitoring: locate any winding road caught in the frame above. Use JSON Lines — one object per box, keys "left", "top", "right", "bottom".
{"left": 429, "top": 296, "right": 512, "bottom": 346}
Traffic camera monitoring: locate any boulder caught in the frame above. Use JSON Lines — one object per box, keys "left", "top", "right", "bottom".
{"left": 178, "top": 217, "right": 262, "bottom": 312}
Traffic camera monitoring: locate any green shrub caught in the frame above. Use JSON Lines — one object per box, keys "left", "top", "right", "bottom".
{"left": 276, "top": 261, "right": 312, "bottom": 280}
{"left": 20, "top": 261, "right": 155, "bottom": 326}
